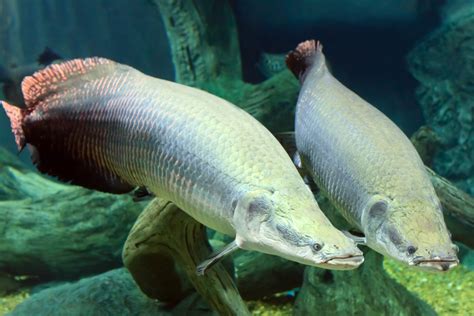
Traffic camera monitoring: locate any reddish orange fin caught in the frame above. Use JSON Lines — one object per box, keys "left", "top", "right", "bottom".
{"left": 21, "top": 57, "right": 114, "bottom": 110}
{"left": 286, "top": 40, "right": 323, "bottom": 80}
{"left": 1, "top": 101, "right": 26, "bottom": 151}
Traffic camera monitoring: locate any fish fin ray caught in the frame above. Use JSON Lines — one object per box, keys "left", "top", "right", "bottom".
{"left": 286, "top": 39, "right": 322, "bottom": 81}
{"left": 11, "top": 58, "right": 137, "bottom": 194}
{"left": 21, "top": 57, "right": 115, "bottom": 110}
{"left": 196, "top": 240, "right": 239, "bottom": 276}
{"left": 133, "top": 186, "right": 154, "bottom": 202}
{"left": 274, "top": 132, "right": 318, "bottom": 192}
{"left": 1, "top": 101, "right": 26, "bottom": 151}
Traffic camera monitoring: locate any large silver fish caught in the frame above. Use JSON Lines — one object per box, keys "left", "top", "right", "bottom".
{"left": 1, "top": 57, "right": 363, "bottom": 272}
{"left": 286, "top": 40, "right": 458, "bottom": 271}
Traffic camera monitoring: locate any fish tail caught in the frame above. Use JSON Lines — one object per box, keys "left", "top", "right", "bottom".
{"left": 286, "top": 40, "right": 323, "bottom": 81}
{"left": 1, "top": 101, "right": 26, "bottom": 151}
{"left": 3, "top": 57, "right": 136, "bottom": 194}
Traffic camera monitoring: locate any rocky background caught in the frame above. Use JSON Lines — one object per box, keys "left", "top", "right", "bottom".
{"left": 408, "top": 0, "right": 474, "bottom": 195}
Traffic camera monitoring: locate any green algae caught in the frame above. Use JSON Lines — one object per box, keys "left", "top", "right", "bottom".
{"left": 384, "top": 259, "right": 474, "bottom": 316}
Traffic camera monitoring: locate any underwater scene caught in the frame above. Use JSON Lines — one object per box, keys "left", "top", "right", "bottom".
{"left": 0, "top": 0, "right": 473, "bottom": 315}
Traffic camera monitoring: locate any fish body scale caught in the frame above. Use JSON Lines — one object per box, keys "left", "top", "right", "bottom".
{"left": 25, "top": 66, "right": 303, "bottom": 235}
{"left": 296, "top": 69, "right": 435, "bottom": 227}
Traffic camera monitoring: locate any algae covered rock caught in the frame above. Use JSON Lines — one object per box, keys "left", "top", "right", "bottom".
{"left": 294, "top": 251, "right": 436, "bottom": 316}
{"left": 408, "top": 1, "right": 474, "bottom": 194}
{"left": 0, "top": 146, "right": 145, "bottom": 280}
{"left": 9, "top": 268, "right": 213, "bottom": 316}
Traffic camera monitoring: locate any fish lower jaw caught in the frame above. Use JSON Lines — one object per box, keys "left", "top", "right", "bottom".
{"left": 410, "top": 259, "right": 459, "bottom": 272}
{"left": 317, "top": 255, "right": 365, "bottom": 270}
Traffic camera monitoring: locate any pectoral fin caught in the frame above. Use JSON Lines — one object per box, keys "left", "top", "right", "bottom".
{"left": 342, "top": 230, "right": 367, "bottom": 246}
{"left": 196, "top": 240, "right": 239, "bottom": 276}
{"left": 132, "top": 186, "right": 153, "bottom": 202}
{"left": 275, "top": 132, "right": 319, "bottom": 193}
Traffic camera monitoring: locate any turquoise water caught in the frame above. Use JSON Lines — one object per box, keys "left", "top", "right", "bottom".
{"left": 0, "top": 1, "right": 472, "bottom": 315}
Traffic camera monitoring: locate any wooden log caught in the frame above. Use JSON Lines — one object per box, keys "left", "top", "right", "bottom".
{"left": 123, "top": 198, "right": 250, "bottom": 316}
{"left": 411, "top": 127, "right": 474, "bottom": 248}
{"left": 234, "top": 251, "right": 304, "bottom": 300}
{"left": 151, "top": 0, "right": 297, "bottom": 132}
{"left": 427, "top": 168, "right": 474, "bottom": 248}
{"left": 0, "top": 148, "right": 145, "bottom": 280}
{"left": 410, "top": 126, "right": 441, "bottom": 167}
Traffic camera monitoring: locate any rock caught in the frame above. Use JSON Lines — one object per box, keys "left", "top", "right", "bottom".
{"left": 408, "top": 2, "right": 474, "bottom": 195}
{"left": 0, "top": 273, "right": 22, "bottom": 297}
{"left": 294, "top": 250, "right": 436, "bottom": 316}
{"left": 234, "top": 251, "right": 304, "bottom": 300}
{"left": 9, "top": 268, "right": 214, "bottom": 316}
{"left": 459, "top": 243, "right": 474, "bottom": 271}
{"left": 0, "top": 147, "right": 145, "bottom": 280}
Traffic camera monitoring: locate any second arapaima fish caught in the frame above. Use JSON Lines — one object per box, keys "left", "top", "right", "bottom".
{"left": 285, "top": 40, "right": 458, "bottom": 271}
{"left": 1, "top": 58, "right": 363, "bottom": 272}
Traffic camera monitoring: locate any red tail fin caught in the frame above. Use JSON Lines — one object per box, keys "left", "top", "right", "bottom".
{"left": 286, "top": 40, "right": 323, "bottom": 80}
{"left": 2, "top": 101, "right": 26, "bottom": 151}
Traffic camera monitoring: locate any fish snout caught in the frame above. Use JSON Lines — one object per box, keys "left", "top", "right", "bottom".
{"left": 411, "top": 255, "right": 459, "bottom": 272}
{"left": 322, "top": 254, "right": 365, "bottom": 270}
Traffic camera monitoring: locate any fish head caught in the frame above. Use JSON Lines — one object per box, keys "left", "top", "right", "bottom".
{"left": 362, "top": 194, "right": 459, "bottom": 272}
{"left": 233, "top": 188, "right": 364, "bottom": 270}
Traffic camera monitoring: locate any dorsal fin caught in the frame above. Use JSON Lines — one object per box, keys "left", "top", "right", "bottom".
{"left": 37, "top": 47, "right": 62, "bottom": 66}
{"left": 286, "top": 40, "right": 323, "bottom": 82}
{"left": 21, "top": 57, "right": 114, "bottom": 110}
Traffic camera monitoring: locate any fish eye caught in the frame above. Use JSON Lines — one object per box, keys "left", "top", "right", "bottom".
{"left": 407, "top": 246, "right": 417, "bottom": 255}
{"left": 312, "top": 242, "right": 323, "bottom": 252}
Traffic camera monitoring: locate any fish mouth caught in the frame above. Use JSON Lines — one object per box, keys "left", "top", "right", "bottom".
{"left": 319, "top": 255, "right": 365, "bottom": 270}
{"left": 411, "top": 257, "right": 459, "bottom": 272}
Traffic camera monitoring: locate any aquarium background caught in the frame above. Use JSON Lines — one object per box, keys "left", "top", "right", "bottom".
{"left": 0, "top": 0, "right": 473, "bottom": 315}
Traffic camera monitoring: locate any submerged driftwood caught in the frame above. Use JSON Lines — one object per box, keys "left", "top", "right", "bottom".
{"left": 1, "top": 1, "right": 473, "bottom": 315}
{"left": 411, "top": 127, "right": 474, "bottom": 248}
{"left": 123, "top": 198, "right": 250, "bottom": 316}
{"left": 428, "top": 168, "right": 474, "bottom": 249}
{"left": 151, "top": 0, "right": 298, "bottom": 132}
{"left": 0, "top": 148, "right": 144, "bottom": 280}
